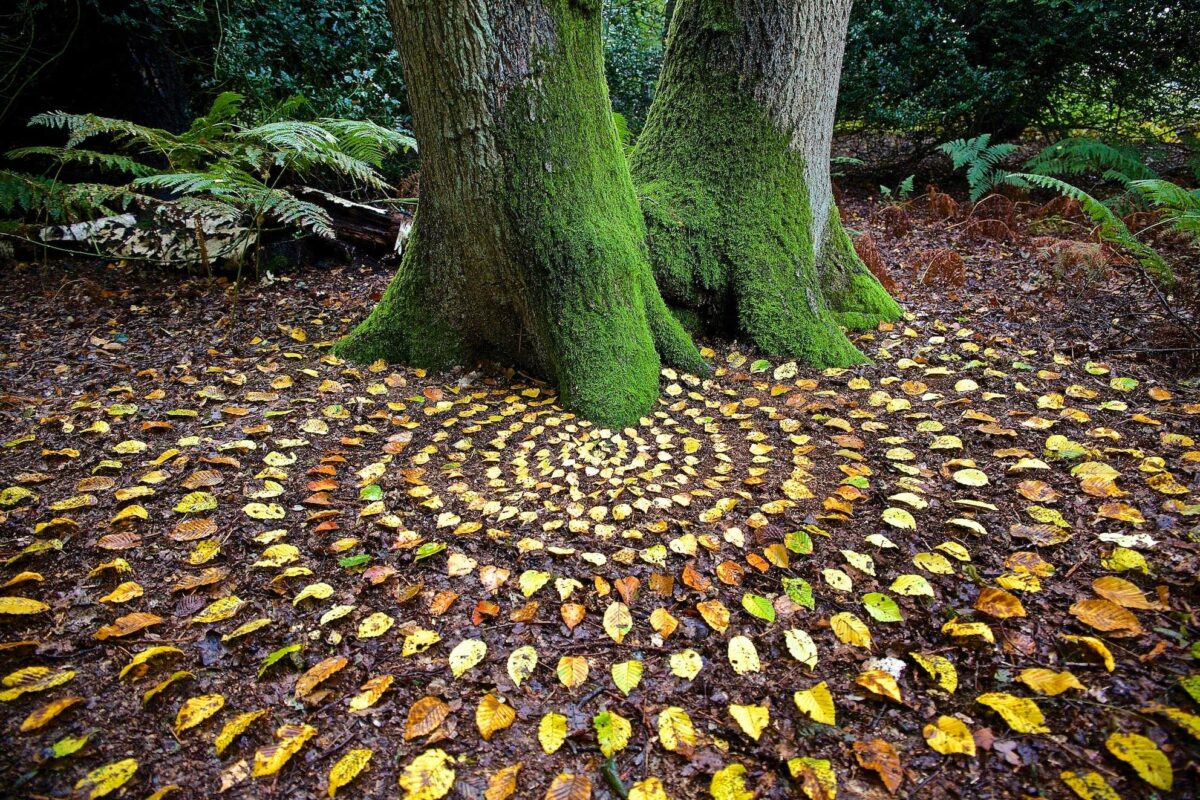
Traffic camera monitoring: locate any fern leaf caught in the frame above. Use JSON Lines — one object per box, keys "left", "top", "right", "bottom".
{"left": 1013, "top": 172, "right": 1173, "bottom": 283}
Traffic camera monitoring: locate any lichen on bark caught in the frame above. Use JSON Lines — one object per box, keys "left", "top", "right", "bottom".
{"left": 631, "top": 0, "right": 901, "bottom": 366}
{"left": 337, "top": 0, "right": 705, "bottom": 427}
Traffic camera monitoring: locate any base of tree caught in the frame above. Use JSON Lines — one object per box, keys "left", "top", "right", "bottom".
{"left": 634, "top": 87, "right": 900, "bottom": 367}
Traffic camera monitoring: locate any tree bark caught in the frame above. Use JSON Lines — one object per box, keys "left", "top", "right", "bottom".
{"left": 631, "top": 0, "right": 901, "bottom": 365}
{"left": 336, "top": 0, "right": 705, "bottom": 427}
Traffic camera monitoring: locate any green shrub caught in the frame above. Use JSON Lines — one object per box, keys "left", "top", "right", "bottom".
{"left": 602, "top": 0, "right": 667, "bottom": 133}
{"left": 840, "top": 0, "right": 1200, "bottom": 139}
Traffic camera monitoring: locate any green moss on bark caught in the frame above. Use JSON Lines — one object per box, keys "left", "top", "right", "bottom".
{"left": 633, "top": 66, "right": 865, "bottom": 366}
{"left": 333, "top": 225, "right": 467, "bottom": 369}
{"left": 630, "top": 0, "right": 900, "bottom": 366}
{"left": 817, "top": 205, "right": 904, "bottom": 331}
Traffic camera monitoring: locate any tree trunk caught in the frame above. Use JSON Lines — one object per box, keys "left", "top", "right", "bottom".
{"left": 631, "top": 0, "right": 901, "bottom": 365}
{"left": 336, "top": 0, "right": 704, "bottom": 427}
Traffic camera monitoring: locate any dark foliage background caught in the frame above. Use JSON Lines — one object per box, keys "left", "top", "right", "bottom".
{"left": 3, "top": 0, "right": 1197, "bottom": 150}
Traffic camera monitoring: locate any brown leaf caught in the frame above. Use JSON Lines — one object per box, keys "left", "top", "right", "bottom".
{"left": 545, "top": 773, "right": 591, "bottom": 800}
{"left": 853, "top": 739, "right": 903, "bottom": 793}
{"left": 405, "top": 695, "right": 450, "bottom": 740}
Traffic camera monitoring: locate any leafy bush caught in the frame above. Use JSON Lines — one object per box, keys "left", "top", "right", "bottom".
{"left": 840, "top": 0, "right": 1200, "bottom": 139}
{"left": 2, "top": 93, "right": 414, "bottom": 259}
{"left": 602, "top": 0, "right": 667, "bottom": 133}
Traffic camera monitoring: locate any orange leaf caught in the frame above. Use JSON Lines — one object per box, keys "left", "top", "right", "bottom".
{"left": 853, "top": 738, "right": 903, "bottom": 793}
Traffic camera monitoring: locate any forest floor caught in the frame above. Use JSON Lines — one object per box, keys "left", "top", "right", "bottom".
{"left": 1, "top": 187, "right": 1198, "bottom": 800}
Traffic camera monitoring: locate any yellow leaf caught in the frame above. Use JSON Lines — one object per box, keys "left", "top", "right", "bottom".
{"left": 0, "top": 596, "right": 50, "bottom": 615}
{"left": 953, "top": 468, "right": 989, "bottom": 486}
{"left": 793, "top": 681, "right": 836, "bottom": 725}
{"left": 1060, "top": 634, "right": 1116, "bottom": 671}
{"left": 976, "top": 692, "right": 1049, "bottom": 734}
{"left": 519, "top": 570, "right": 551, "bottom": 597}
{"left": 328, "top": 749, "right": 372, "bottom": 797}
{"left": 1091, "top": 576, "right": 1157, "bottom": 609}
{"left": 1060, "top": 770, "right": 1121, "bottom": 800}
{"left": 293, "top": 582, "right": 334, "bottom": 605}
{"left": 629, "top": 777, "right": 669, "bottom": 800}
{"left": 787, "top": 757, "right": 838, "bottom": 800}
{"left": 602, "top": 601, "right": 633, "bottom": 643}
{"left": 214, "top": 709, "right": 268, "bottom": 755}
{"left": 710, "top": 763, "right": 753, "bottom": 800}
{"left": 1069, "top": 598, "right": 1143, "bottom": 636}
{"left": 1018, "top": 668, "right": 1084, "bottom": 696}
{"left": 881, "top": 507, "right": 916, "bottom": 529}
{"left": 729, "top": 703, "right": 769, "bottom": 740}
{"left": 856, "top": 669, "right": 903, "bottom": 703}
{"left": 75, "top": 758, "right": 138, "bottom": 798}
{"left": 696, "top": 599, "right": 730, "bottom": 633}
{"left": 1106, "top": 731, "right": 1172, "bottom": 790}
{"left": 657, "top": 706, "right": 696, "bottom": 754}
{"left": 448, "top": 638, "right": 487, "bottom": 678}
{"left": 400, "top": 748, "right": 457, "bottom": 800}
{"left": 830, "top": 612, "right": 872, "bottom": 649}
{"left": 476, "top": 693, "right": 516, "bottom": 741}
{"left": 94, "top": 611, "right": 163, "bottom": 640}
{"left": 485, "top": 763, "right": 522, "bottom": 800}
{"left": 973, "top": 587, "right": 1025, "bottom": 619}
{"left": 174, "top": 491, "right": 217, "bottom": 513}
{"left": 910, "top": 652, "right": 957, "bottom": 693}
{"left": 727, "top": 635, "right": 760, "bottom": 675}
{"left": 611, "top": 659, "right": 644, "bottom": 696}
{"left": 506, "top": 645, "right": 537, "bottom": 687}
{"left": 357, "top": 611, "right": 395, "bottom": 638}
{"left": 402, "top": 628, "right": 441, "bottom": 656}
{"left": 923, "top": 715, "right": 975, "bottom": 756}
{"left": 19, "top": 696, "right": 82, "bottom": 731}
{"left": 669, "top": 649, "right": 703, "bottom": 680}
{"left": 1102, "top": 547, "right": 1147, "bottom": 573}
{"left": 349, "top": 674, "right": 394, "bottom": 712}
{"left": 119, "top": 646, "right": 183, "bottom": 680}
{"left": 539, "top": 712, "right": 568, "bottom": 754}
{"left": 252, "top": 723, "right": 316, "bottom": 777}
{"left": 191, "top": 595, "right": 243, "bottom": 624}
{"left": 784, "top": 629, "right": 818, "bottom": 668}
{"left": 941, "top": 617, "right": 994, "bottom": 644}
{"left": 594, "top": 709, "right": 631, "bottom": 757}
{"left": 296, "top": 656, "right": 348, "bottom": 700}
{"left": 556, "top": 655, "right": 588, "bottom": 689}
{"left": 890, "top": 574, "right": 934, "bottom": 597}
{"left": 175, "top": 693, "right": 225, "bottom": 734}
{"left": 98, "top": 581, "right": 143, "bottom": 604}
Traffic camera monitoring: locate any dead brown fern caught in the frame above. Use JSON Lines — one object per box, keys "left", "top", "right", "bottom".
{"left": 853, "top": 233, "right": 897, "bottom": 292}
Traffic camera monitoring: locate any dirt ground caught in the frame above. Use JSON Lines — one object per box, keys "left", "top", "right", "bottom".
{"left": 1, "top": 187, "right": 1197, "bottom": 800}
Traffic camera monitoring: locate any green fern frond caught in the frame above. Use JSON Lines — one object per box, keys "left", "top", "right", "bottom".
{"left": 1013, "top": 172, "right": 1173, "bottom": 283}
{"left": 938, "top": 135, "right": 1024, "bottom": 201}
{"left": 1025, "top": 138, "right": 1157, "bottom": 186}
{"left": 1128, "top": 179, "right": 1200, "bottom": 238}
{"left": 318, "top": 118, "right": 416, "bottom": 165}
{"left": 7, "top": 146, "right": 157, "bottom": 177}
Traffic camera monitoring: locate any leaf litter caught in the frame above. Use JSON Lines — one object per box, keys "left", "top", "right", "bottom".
{"left": 0, "top": 192, "right": 1198, "bottom": 799}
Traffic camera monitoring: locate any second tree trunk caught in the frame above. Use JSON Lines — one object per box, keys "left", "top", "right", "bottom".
{"left": 631, "top": 0, "right": 901, "bottom": 365}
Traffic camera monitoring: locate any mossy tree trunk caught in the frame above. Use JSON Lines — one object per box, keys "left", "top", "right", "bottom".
{"left": 337, "top": 0, "right": 705, "bottom": 427}
{"left": 631, "top": 0, "right": 902, "bottom": 366}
